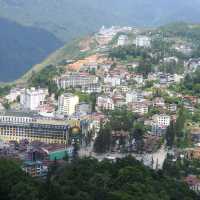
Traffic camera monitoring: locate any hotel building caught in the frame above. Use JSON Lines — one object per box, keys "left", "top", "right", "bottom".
{"left": 56, "top": 72, "right": 99, "bottom": 89}
{"left": 0, "top": 111, "right": 69, "bottom": 144}
{"left": 58, "top": 93, "right": 79, "bottom": 116}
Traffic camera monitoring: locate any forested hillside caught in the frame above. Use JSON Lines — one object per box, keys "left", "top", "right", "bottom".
{"left": 0, "top": 157, "right": 198, "bottom": 200}
{"left": 0, "top": 17, "right": 62, "bottom": 82}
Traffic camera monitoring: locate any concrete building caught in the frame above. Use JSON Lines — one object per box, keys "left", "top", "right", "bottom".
{"left": 6, "top": 88, "right": 25, "bottom": 102}
{"left": 97, "top": 96, "right": 114, "bottom": 110}
{"left": 81, "top": 84, "right": 102, "bottom": 94}
{"left": 56, "top": 72, "right": 98, "bottom": 89}
{"left": 126, "top": 91, "right": 143, "bottom": 103}
{"left": 151, "top": 123, "right": 167, "bottom": 136}
{"left": 23, "top": 161, "right": 47, "bottom": 177}
{"left": 117, "top": 35, "right": 129, "bottom": 46}
{"left": 128, "top": 102, "right": 149, "bottom": 115}
{"left": 0, "top": 111, "right": 69, "bottom": 144}
{"left": 58, "top": 93, "right": 79, "bottom": 115}
{"left": 168, "top": 104, "right": 177, "bottom": 112}
{"left": 135, "top": 36, "right": 151, "bottom": 48}
{"left": 152, "top": 114, "right": 171, "bottom": 127}
{"left": 76, "top": 103, "right": 92, "bottom": 114}
{"left": 20, "top": 88, "right": 48, "bottom": 111}
{"left": 104, "top": 75, "right": 121, "bottom": 87}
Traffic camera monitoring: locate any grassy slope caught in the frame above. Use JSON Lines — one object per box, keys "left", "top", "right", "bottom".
{"left": 15, "top": 36, "right": 97, "bottom": 85}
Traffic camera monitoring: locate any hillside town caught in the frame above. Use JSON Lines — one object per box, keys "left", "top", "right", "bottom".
{"left": 1, "top": 24, "right": 200, "bottom": 191}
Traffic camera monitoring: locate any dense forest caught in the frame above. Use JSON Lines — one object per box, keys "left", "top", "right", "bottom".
{"left": 0, "top": 157, "right": 198, "bottom": 200}
{"left": 0, "top": 17, "right": 62, "bottom": 82}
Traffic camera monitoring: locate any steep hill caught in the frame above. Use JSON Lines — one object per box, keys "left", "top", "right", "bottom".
{"left": 0, "top": 17, "right": 62, "bottom": 82}
{"left": 1, "top": 0, "right": 200, "bottom": 82}
{"left": 18, "top": 35, "right": 98, "bottom": 84}
{"left": 1, "top": 0, "right": 200, "bottom": 41}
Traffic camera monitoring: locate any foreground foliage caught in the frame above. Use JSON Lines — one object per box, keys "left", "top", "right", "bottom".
{"left": 0, "top": 157, "right": 198, "bottom": 200}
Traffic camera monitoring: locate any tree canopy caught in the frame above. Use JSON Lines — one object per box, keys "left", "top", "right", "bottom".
{"left": 0, "top": 156, "right": 198, "bottom": 200}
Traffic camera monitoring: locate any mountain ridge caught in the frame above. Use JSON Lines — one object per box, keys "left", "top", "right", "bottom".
{"left": 1, "top": 0, "right": 200, "bottom": 41}
{"left": 0, "top": 17, "right": 63, "bottom": 82}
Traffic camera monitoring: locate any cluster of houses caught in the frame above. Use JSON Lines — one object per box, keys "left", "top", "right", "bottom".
{"left": 3, "top": 26, "right": 200, "bottom": 142}
{"left": 1, "top": 25, "right": 200, "bottom": 179}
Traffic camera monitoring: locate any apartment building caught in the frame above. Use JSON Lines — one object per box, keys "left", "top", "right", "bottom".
{"left": 0, "top": 111, "right": 69, "bottom": 144}
{"left": 97, "top": 96, "right": 114, "bottom": 110}
{"left": 20, "top": 88, "right": 48, "bottom": 111}
{"left": 56, "top": 72, "right": 98, "bottom": 89}
{"left": 135, "top": 36, "right": 151, "bottom": 48}
{"left": 58, "top": 93, "right": 79, "bottom": 115}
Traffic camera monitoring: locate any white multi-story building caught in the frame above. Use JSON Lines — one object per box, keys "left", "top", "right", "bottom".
{"left": 20, "top": 88, "right": 48, "bottom": 111}
{"left": 97, "top": 96, "right": 114, "bottom": 110}
{"left": 126, "top": 91, "right": 143, "bottom": 103}
{"left": 104, "top": 76, "right": 121, "bottom": 87}
{"left": 152, "top": 114, "right": 171, "bottom": 127}
{"left": 128, "top": 102, "right": 149, "bottom": 115}
{"left": 0, "top": 110, "right": 36, "bottom": 124}
{"left": 56, "top": 73, "right": 98, "bottom": 89}
{"left": 76, "top": 103, "right": 92, "bottom": 114}
{"left": 135, "top": 36, "right": 151, "bottom": 48}
{"left": 81, "top": 84, "right": 102, "bottom": 94}
{"left": 6, "top": 88, "right": 25, "bottom": 102}
{"left": 117, "top": 35, "right": 129, "bottom": 46}
{"left": 58, "top": 93, "right": 79, "bottom": 115}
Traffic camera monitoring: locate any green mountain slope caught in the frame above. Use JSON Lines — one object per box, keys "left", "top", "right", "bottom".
{"left": 0, "top": 17, "right": 62, "bottom": 82}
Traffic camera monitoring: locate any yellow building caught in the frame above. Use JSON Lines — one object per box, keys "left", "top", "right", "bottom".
{"left": 0, "top": 111, "right": 69, "bottom": 144}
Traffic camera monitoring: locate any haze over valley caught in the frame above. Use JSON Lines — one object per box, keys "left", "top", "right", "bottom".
{"left": 1, "top": 0, "right": 200, "bottom": 81}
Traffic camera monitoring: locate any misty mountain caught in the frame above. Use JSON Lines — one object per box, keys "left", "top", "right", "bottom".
{"left": 1, "top": 0, "right": 200, "bottom": 41}
{"left": 0, "top": 17, "right": 62, "bottom": 82}
{"left": 1, "top": 0, "right": 200, "bottom": 82}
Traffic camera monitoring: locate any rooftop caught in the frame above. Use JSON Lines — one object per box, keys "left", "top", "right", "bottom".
{"left": 0, "top": 110, "right": 41, "bottom": 118}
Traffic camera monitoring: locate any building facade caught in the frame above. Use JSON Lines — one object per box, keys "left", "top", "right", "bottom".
{"left": 117, "top": 35, "right": 129, "bottom": 46}
{"left": 58, "top": 93, "right": 79, "bottom": 115}
{"left": 152, "top": 114, "right": 171, "bottom": 127}
{"left": 97, "top": 96, "right": 114, "bottom": 110}
{"left": 0, "top": 111, "right": 69, "bottom": 144}
{"left": 20, "top": 88, "right": 48, "bottom": 110}
{"left": 126, "top": 91, "right": 143, "bottom": 103}
{"left": 56, "top": 73, "right": 99, "bottom": 89}
{"left": 135, "top": 36, "right": 151, "bottom": 48}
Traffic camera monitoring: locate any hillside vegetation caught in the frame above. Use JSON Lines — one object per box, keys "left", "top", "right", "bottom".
{"left": 0, "top": 17, "right": 62, "bottom": 82}
{"left": 0, "top": 157, "right": 198, "bottom": 200}
{"left": 18, "top": 36, "right": 96, "bottom": 84}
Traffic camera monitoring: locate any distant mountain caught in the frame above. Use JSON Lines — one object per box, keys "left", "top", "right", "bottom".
{"left": 1, "top": 0, "right": 200, "bottom": 41}
{"left": 0, "top": 17, "right": 62, "bottom": 82}
{"left": 1, "top": 0, "right": 200, "bottom": 82}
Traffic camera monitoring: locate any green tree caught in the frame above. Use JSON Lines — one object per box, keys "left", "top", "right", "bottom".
{"left": 9, "top": 182, "right": 40, "bottom": 200}
{"left": 132, "top": 123, "right": 145, "bottom": 153}
{"left": 94, "top": 124, "right": 112, "bottom": 153}
{"left": 109, "top": 109, "right": 136, "bottom": 132}
{"left": 166, "top": 121, "right": 175, "bottom": 147}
